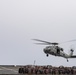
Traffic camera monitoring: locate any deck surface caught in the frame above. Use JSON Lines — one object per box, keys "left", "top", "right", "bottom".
{"left": 0, "top": 66, "right": 18, "bottom": 74}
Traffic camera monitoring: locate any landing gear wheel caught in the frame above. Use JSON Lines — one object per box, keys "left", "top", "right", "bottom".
{"left": 46, "top": 54, "right": 49, "bottom": 57}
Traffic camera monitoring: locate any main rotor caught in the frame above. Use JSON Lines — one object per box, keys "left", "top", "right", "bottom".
{"left": 33, "top": 39, "right": 59, "bottom": 45}
{"left": 33, "top": 39, "right": 76, "bottom": 46}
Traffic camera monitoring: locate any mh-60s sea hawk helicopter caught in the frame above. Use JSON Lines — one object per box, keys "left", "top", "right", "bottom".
{"left": 33, "top": 39, "right": 76, "bottom": 62}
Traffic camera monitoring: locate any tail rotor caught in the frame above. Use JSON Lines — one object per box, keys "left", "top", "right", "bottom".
{"left": 69, "top": 45, "right": 75, "bottom": 56}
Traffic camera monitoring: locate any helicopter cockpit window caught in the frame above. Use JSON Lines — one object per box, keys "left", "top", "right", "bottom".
{"left": 46, "top": 46, "right": 51, "bottom": 49}
{"left": 46, "top": 46, "right": 50, "bottom": 48}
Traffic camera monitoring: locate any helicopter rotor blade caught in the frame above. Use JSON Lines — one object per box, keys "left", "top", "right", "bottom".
{"left": 34, "top": 43, "right": 50, "bottom": 45}
{"left": 32, "top": 39, "right": 59, "bottom": 45}
{"left": 66, "top": 39, "right": 76, "bottom": 42}
{"left": 60, "top": 39, "right": 76, "bottom": 44}
{"left": 33, "top": 39, "right": 76, "bottom": 45}
{"left": 33, "top": 39, "right": 52, "bottom": 44}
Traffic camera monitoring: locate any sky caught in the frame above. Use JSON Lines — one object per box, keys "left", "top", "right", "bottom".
{"left": 0, "top": 0, "right": 76, "bottom": 67}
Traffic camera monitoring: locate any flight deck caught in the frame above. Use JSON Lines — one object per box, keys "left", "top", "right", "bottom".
{"left": 0, "top": 65, "right": 18, "bottom": 74}
{"left": 0, "top": 65, "right": 76, "bottom": 75}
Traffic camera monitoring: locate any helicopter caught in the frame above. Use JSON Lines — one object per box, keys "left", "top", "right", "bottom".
{"left": 33, "top": 39, "right": 76, "bottom": 62}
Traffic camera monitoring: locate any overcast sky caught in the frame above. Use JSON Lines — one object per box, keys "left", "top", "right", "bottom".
{"left": 0, "top": 0, "right": 76, "bottom": 67}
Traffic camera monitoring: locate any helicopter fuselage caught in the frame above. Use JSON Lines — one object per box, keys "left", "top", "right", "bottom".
{"left": 43, "top": 46, "right": 72, "bottom": 58}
